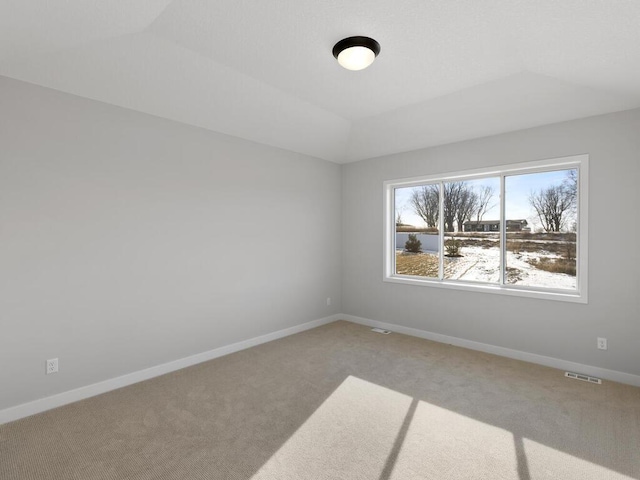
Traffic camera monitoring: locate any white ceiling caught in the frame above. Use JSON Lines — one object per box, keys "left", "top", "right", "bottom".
{"left": 2, "top": 1, "right": 640, "bottom": 163}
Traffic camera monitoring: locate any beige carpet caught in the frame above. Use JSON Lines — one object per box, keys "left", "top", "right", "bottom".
{"left": 1, "top": 320, "right": 639, "bottom": 480}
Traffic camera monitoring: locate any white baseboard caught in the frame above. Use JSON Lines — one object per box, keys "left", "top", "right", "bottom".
{"left": 0, "top": 314, "right": 341, "bottom": 425}
{"left": 4, "top": 312, "right": 638, "bottom": 425}
{"left": 341, "top": 314, "right": 640, "bottom": 388}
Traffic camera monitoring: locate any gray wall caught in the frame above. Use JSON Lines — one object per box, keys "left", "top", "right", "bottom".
{"left": 343, "top": 108, "right": 640, "bottom": 376}
{"left": 0, "top": 77, "right": 342, "bottom": 410}
{"left": 2, "top": 74, "right": 639, "bottom": 413}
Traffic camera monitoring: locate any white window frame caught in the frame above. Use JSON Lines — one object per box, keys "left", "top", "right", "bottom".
{"left": 383, "top": 154, "right": 588, "bottom": 303}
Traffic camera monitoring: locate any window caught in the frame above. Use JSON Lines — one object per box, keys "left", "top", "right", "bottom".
{"left": 384, "top": 155, "right": 588, "bottom": 303}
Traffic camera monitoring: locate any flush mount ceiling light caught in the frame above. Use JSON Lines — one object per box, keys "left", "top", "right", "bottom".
{"left": 332, "top": 36, "right": 381, "bottom": 71}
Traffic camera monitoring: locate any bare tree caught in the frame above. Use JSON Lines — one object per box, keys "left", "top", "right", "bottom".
{"left": 447, "top": 183, "right": 496, "bottom": 232}
{"left": 563, "top": 169, "right": 578, "bottom": 217}
{"left": 443, "top": 182, "right": 465, "bottom": 232}
{"left": 529, "top": 184, "right": 574, "bottom": 232}
{"left": 410, "top": 185, "right": 439, "bottom": 228}
{"left": 473, "top": 186, "right": 496, "bottom": 227}
{"left": 412, "top": 182, "right": 496, "bottom": 233}
{"left": 455, "top": 188, "right": 478, "bottom": 232}
{"left": 564, "top": 169, "right": 577, "bottom": 200}
{"left": 395, "top": 205, "right": 405, "bottom": 226}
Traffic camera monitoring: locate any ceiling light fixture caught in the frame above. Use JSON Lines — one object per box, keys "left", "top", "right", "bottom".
{"left": 332, "top": 36, "right": 381, "bottom": 71}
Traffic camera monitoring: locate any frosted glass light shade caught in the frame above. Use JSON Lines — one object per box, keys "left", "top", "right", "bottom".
{"left": 337, "top": 46, "right": 376, "bottom": 71}
{"left": 332, "top": 36, "right": 380, "bottom": 71}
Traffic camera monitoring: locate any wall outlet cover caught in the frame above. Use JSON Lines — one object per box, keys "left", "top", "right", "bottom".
{"left": 46, "top": 358, "right": 59, "bottom": 375}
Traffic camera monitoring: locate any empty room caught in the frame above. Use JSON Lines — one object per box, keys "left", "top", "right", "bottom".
{"left": 1, "top": 1, "right": 639, "bottom": 479}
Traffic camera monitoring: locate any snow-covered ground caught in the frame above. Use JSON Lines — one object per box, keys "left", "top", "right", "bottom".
{"left": 443, "top": 246, "right": 576, "bottom": 290}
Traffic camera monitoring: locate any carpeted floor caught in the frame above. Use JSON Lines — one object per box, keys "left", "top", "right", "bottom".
{"left": 1, "top": 320, "right": 639, "bottom": 479}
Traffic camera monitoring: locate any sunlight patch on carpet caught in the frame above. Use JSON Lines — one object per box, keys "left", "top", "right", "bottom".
{"left": 250, "top": 376, "right": 413, "bottom": 479}
{"left": 250, "top": 375, "right": 520, "bottom": 480}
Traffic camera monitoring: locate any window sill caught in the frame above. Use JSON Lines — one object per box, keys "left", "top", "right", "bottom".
{"left": 384, "top": 275, "right": 587, "bottom": 304}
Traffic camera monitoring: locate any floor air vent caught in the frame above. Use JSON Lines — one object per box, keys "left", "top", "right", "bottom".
{"left": 565, "top": 371, "right": 602, "bottom": 384}
{"left": 371, "top": 328, "right": 391, "bottom": 335}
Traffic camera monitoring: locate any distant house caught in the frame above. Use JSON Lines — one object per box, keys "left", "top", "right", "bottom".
{"left": 463, "top": 219, "right": 529, "bottom": 232}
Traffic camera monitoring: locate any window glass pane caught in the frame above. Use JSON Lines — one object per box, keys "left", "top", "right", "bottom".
{"left": 504, "top": 169, "right": 577, "bottom": 290}
{"left": 442, "top": 178, "right": 500, "bottom": 283}
{"left": 394, "top": 185, "right": 439, "bottom": 278}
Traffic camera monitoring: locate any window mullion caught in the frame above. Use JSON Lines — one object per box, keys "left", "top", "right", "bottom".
{"left": 499, "top": 174, "right": 506, "bottom": 285}
{"left": 391, "top": 187, "right": 397, "bottom": 276}
{"left": 438, "top": 181, "right": 444, "bottom": 280}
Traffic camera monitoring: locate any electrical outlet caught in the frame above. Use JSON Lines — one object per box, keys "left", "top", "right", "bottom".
{"left": 597, "top": 338, "right": 607, "bottom": 350}
{"left": 326, "top": 297, "right": 331, "bottom": 306}
{"left": 46, "top": 358, "right": 58, "bottom": 375}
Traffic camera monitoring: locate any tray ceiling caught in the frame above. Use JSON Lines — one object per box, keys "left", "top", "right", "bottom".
{"left": 2, "top": 0, "right": 640, "bottom": 162}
